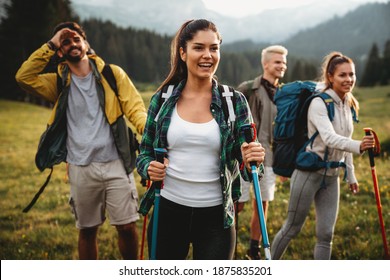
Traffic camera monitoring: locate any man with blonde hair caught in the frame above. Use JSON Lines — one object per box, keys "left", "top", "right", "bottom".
{"left": 237, "top": 45, "right": 288, "bottom": 259}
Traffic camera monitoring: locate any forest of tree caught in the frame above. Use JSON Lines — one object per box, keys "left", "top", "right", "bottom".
{"left": 0, "top": 0, "right": 79, "bottom": 103}
{"left": 360, "top": 41, "right": 390, "bottom": 87}
{"left": 0, "top": 0, "right": 387, "bottom": 105}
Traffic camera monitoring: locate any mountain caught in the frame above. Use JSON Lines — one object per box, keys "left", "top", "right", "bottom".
{"left": 224, "top": 3, "right": 390, "bottom": 61}
{"left": 282, "top": 2, "right": 390, "bottom": 60}
{"left": 72, "top": 0, "right": 221, "bottom": 35}
{"left": 71, "top": 0, "right": 370, "bottom": 43}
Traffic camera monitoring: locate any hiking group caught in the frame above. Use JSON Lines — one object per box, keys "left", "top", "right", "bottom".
{"left": 15, "top": 19, "right": 376, "bottom": 260}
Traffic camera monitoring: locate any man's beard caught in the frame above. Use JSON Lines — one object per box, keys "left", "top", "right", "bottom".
{"left": 63, "top": 46, "right": 84, "bottom": 62}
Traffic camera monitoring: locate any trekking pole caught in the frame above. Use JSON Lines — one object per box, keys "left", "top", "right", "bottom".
{"left": 140, "top": 179, "right": 151, "bottom": 260}
{"left": 150, "top": 148, "right": 167, "bottom": 260}
{"left": 241, "top": 124, "right": 271, "bottom": 260}
{"left": 364, "top": 128, "right": 390, "bottom": 259}
{"left": 234, "top": 201, "right": 239, "bottom": 259}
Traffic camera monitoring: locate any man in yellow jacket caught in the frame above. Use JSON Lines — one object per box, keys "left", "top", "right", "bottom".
{"left": 15, "top": 22, "right": 147, "bottom": 260}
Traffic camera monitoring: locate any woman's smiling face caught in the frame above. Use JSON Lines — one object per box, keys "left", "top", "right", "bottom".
{"left": 180, "top": 29, "right": 221, "bottom": 81}
{"left": 329, "top": 62, "right": 356, "bottom": 97}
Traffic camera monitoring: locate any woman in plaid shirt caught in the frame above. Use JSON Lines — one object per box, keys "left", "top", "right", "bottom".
{"left": 136, "top": 19, "right": 264, "bottom": 260}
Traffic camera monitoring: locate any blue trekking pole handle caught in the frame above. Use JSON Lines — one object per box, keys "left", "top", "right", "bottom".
{"left": 150, "top": 147, "right": 167, "bottom": 260}
{"left": 241, "top": 124, "right": 271, "bottom": 260}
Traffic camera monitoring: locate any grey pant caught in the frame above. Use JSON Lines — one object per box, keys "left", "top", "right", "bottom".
{"left": 271, "top": 169, "right": 340, "bottom": 259}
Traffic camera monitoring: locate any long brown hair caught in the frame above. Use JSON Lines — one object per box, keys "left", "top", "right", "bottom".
{"left": 156, "top": 19, "right": 222, "bottom": 92}
{"left": 320, "top": 51, "right": 359, "bottom": 115}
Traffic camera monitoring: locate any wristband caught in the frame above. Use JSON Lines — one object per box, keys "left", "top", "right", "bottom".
{"left": 47, "top": 40, "right": 56, "bottom": 50}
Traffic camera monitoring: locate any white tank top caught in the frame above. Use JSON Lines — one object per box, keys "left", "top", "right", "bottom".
{"left": 161, "top": 105, "right": 222, "bottom": 207}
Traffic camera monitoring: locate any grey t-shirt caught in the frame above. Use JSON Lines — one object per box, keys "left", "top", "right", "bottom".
{"left": 66, "top": 72, "right": 119, "bottom": 165}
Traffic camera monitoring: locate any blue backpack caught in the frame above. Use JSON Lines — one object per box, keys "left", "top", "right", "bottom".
{"left": 272, "top": 81, "right": 357, "bottom": 178}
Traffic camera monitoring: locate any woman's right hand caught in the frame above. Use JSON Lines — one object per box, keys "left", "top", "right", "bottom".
{"left": 147, "top": 158, "right": 169, "bottom": 181}
{"left": 240, "top": 141, "right": 265, "bottom": 171}
{"left": 360, "top": 135, "right": 375, "bottom": 153}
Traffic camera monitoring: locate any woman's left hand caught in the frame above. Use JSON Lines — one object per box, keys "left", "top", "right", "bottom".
{"left": 349, "top": 183, "right": 359, "bottom": 194}
{"left": 241, "top": 142, "right": 265, "bottom": 170}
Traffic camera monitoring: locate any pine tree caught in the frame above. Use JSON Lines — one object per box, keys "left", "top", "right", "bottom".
{"left": 380, "top": 40, "right": 390, "bottom": 85}
{"left": 302, "top": 62, "right": 318, "bottom": 81}
{"left": 290, "top": 61, "right": 305, "bottom": 81}
{"left": 361, "top": 43, "right": 381, "bottom": 87}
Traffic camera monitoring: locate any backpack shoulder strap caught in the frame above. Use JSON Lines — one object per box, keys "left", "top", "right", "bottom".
{"left": 160, "top": 84, "right": 175, "bottom": 104}
{"left": 218, "top": 84, "right": 236, "bottom": 130}
{"left": 56, "top": 65, "right": 70, "bottom": 94}
{"left": 321, "top": 92, "right": 358, "bottom": 123}
{"left": 322, "top": 93, "right": 359, "bottom": 123}
{"left": 101, "top": 64, "right": 118, "bottom": 96}
{"left": 154, "top": 83, "right": 238, "bottom": 130}
{"left": 316, "top": 92, "right": 335, "bottom": 122}
{"left": 154, "top": 84, "right": 175, "bottom": 122}
{"left": 56, "top": 72, "right": 62, "bottom": 95}
{"left": 22, "top": 167, "right": 53, "bottom": 213}
{"left": 351, "top": 107, "right": 359, "bottom": 123}
{"left": 56, "top": 63, "right": 117, "bottom": 96}
{"left": 299, "top": 92, "right": 335, "bottom": 151}
{"left": 101, "top": 64, "right": 130, "bottom": 118}
{"left": 101, "top": 64, "right": 140, "bottom": 169}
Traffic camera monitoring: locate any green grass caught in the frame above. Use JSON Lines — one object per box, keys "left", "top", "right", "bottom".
{"left": 0, "top": 86, "right": 389, "bottom": 259}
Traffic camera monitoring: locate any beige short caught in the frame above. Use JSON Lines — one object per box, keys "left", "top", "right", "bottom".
{"left": 238, "top": 166, "right": 276, "bottom": 202}
{"left": 68, "top": 159, "right": 139, "bottom": 229}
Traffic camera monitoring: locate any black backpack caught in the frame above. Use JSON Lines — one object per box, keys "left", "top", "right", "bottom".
{"left": 101, "top": 64, "right": 140, "bottom": 172}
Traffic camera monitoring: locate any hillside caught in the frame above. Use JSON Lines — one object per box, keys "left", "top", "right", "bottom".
{"left": 224, "top": 2, "right": 390, "bottom": 61}
{"left": 71, "top": 0, "right": 368, "bottom": 43}
{"left": 221, "top": 2, "right": 390, "bottom": 80}
{"left": 1, "top": 85, "right": 390, "bottom": 260}
{"left": 283, "top": 2, "right": 390, "bottom": 60}
{"left": 2, "top": 1, "right": 389, "bottom": 100}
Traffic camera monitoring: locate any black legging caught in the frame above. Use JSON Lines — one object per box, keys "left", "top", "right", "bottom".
{"left": 147, "top": 196, "right": 236, "bottom": 260}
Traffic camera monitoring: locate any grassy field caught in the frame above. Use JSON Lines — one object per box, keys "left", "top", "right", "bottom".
{"left": 0, "top": 85, "right": 389, "bottom": 260}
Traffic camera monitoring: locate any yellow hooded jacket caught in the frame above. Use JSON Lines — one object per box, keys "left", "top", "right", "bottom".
{"left": 15, "top": 43, "right": 147, "bottom": 174}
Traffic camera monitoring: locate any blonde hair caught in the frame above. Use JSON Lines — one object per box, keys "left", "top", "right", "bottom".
{"left": 261, "top": 45, "right": 288, "bottom": 65}
{"left": 320, "top": 51, "right": 359, "bottom": 115}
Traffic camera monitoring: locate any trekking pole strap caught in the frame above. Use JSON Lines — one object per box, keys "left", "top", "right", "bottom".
{"left": 241, "top": 124, "right": 257, "bottom": 166}
{"left": 364, "top": 128, "right": 381, "bottom": 166}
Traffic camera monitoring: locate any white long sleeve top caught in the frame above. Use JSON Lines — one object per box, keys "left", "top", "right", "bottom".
{"left": 306, "top": 88, "right": 361, "bottom": 184}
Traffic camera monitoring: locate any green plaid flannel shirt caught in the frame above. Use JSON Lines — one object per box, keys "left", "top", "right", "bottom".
{"left": 136, "top": 80, "right": 263, "bottom": 228}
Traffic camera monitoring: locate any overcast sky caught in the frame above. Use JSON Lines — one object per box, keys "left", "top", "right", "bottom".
{"left": 71, "top": 0, "right": 389, "bottom": 18}
{"left": 202, "top": 0, "right": 389, "bottom": 17}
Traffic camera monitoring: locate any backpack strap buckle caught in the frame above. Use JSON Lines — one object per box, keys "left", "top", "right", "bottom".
{"left": 162, "top": 85, "right": 174, "bottom": 99}
{"left": 221, "top": 85, "right": 236, "bottom": 129}
{"left": 154, "top": 85, "right": 175, "bottom": 122}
